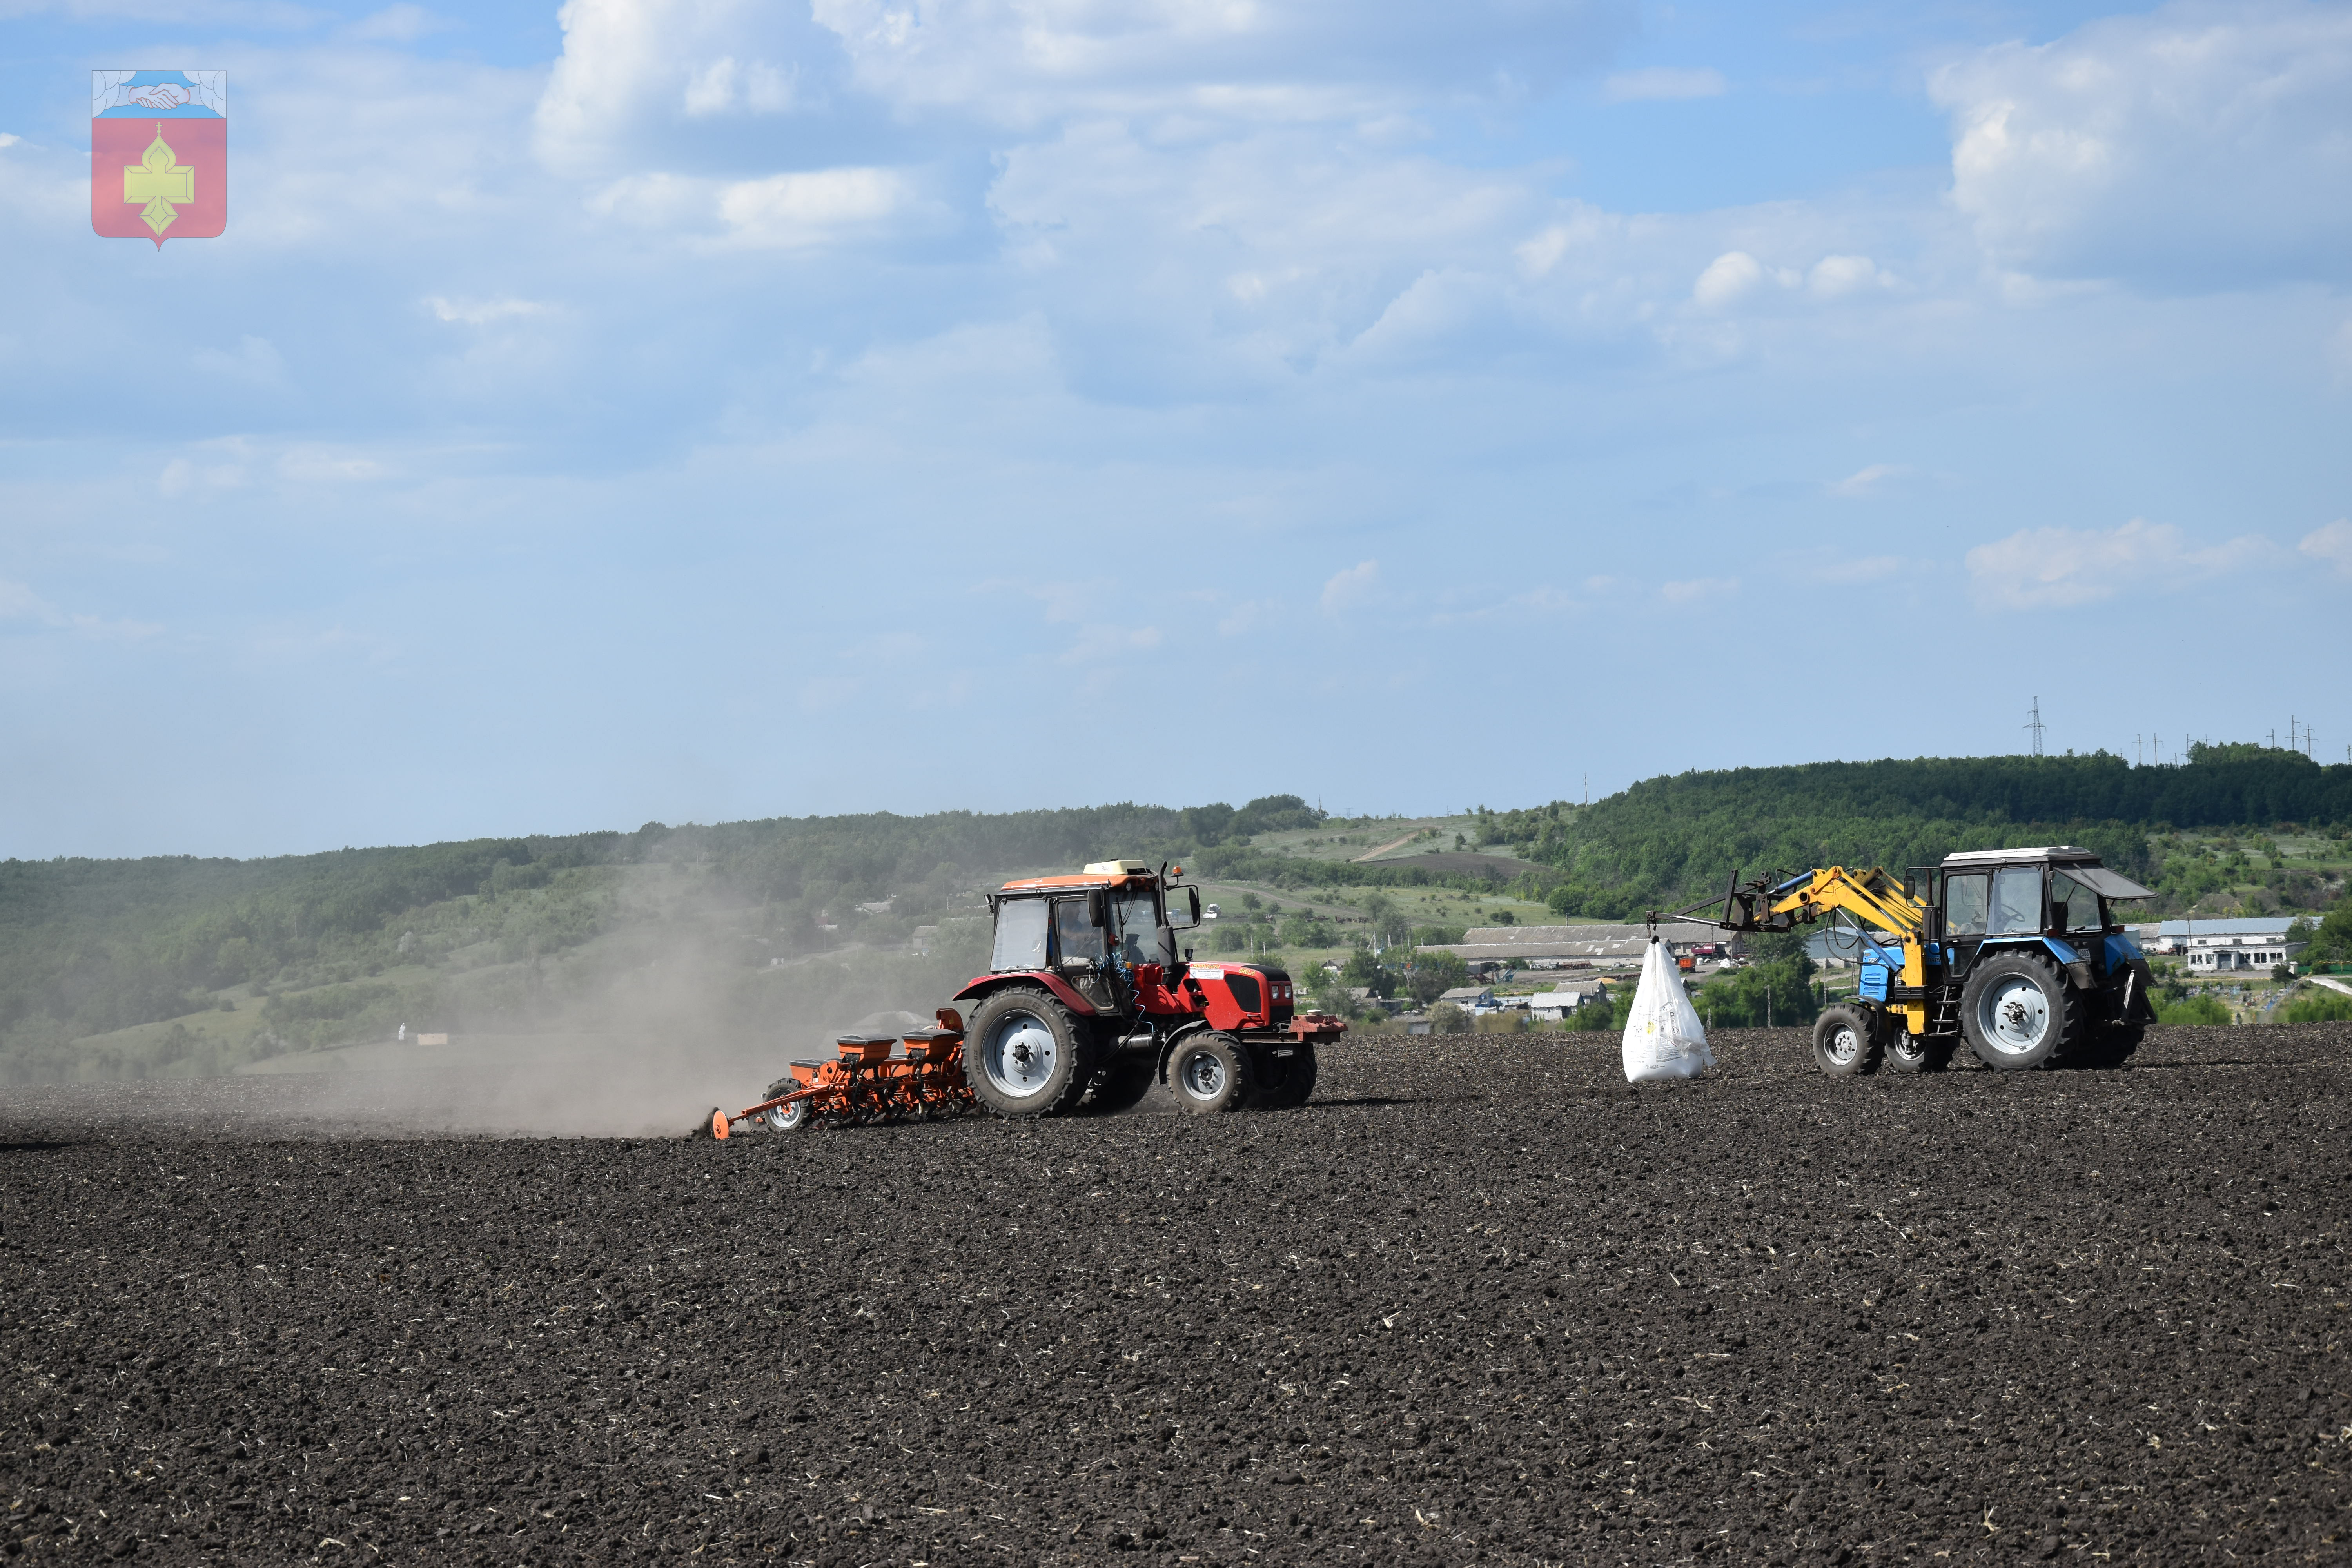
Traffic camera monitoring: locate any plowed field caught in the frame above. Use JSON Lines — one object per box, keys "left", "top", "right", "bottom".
{"left": 4, "top": 1023, "right": 2347, "bottom": 1564}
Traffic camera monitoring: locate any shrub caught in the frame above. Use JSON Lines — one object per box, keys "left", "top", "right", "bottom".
{"left": 2155, "top": 993, "right": 2231, "bottom": 1027}
{"left": 2280, "top": 989, "right": 2352, "bottom": 1024}
{"left": 1572, "top": 991, "right": 1624, "bottom": 1031}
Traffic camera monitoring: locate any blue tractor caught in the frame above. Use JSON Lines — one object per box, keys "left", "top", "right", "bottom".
{"left": 1678, "top": 846, "right": 2160, "bottom": 1074}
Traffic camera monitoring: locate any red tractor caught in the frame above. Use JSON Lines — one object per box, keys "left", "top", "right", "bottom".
{"left": 953, "top": 860, "right": 1344, "bottom": 1116}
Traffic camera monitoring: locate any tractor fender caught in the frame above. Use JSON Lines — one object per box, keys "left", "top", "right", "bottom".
{"left": 1154, "top": 1020, "right": 1216, "bottom": 1084}
{"left": 952, "top": 970, "right": 1102, "bottom": 1016}
{"left": 2038, "top": 936, "right": 2100, "bottom": 990}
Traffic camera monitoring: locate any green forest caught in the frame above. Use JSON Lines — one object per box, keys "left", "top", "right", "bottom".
{"left": 5, "top": 744, "right": 2348, "bottom": 1081}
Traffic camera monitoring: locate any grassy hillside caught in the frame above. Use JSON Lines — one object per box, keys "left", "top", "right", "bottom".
{"left": 8, "top": 746, "right": 2348, "bottom": 1083}
{"left": 1475, "top": 745, "right": 2352, "bottom": 920}
{"left": 0, "top": 795, "right": 1525, "bottom": 1082}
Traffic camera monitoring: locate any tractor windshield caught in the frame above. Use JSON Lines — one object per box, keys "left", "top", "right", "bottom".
{"left": 991, "top": 897, "right": 1050, "bottom": 971}
{"left": 1053, "top": 897, "right": 1105, "bottom": 964}
{"left": 1111, "top": 885, "right": 1172, "bottom": 967}
{"left": 1989, "top": 866, "right": 2041, "bottom": 935}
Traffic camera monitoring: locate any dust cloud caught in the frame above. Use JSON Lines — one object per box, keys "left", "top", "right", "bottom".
{"left": 189, "top": 933, "right": 980, "bottom": 1140}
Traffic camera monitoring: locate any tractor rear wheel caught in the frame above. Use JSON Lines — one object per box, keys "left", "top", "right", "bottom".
{"left": 1169, "top": 1032, "right": 1253, "bottom": 1114}
{"left": 1812, "top": 1005, "right": 1882, "bottom": 1077}
{"left": 1959, "top": 951, "right": 2081, "bottom": 1071}
{"left": 965, "top": 989, "right": 1091, "bottom": 1117}
{"left": 1251, "top": 1044, "right": 1318, "bottom": 1109}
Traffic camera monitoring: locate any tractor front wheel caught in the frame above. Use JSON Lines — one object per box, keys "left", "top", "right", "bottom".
{"left": 1959, "top": 951, "right": 2081, "bottom": 1071}
{"left": 1812, "top": 1005, "right": 1882, "bottom": 1077}
{"left": 1169, "top": 1032, "right": 1254, "bottom": 1114}
{"left": 965, "top": 989, "right": 1091, "bottom": 1116}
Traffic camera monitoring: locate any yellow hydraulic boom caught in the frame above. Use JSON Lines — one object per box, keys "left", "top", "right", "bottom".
{"left": 1673, "top": 865, "right": 1933, "bottom": 1037}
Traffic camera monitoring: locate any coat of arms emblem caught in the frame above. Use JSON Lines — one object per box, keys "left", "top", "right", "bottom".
{"left": 91, "top": 71, "right": 227, "bottom": 245}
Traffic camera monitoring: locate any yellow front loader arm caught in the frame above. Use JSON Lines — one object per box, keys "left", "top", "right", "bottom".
{"left": 1669, "top": 865, "right": 1933, "bottom": 1037}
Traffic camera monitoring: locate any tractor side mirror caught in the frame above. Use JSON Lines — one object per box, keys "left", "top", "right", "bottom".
{"left": 1089, "top": 889, "right": 1108, "bottom": 927}
{"left": 1165, "top": 886, "right": 1203, "bottom": 929}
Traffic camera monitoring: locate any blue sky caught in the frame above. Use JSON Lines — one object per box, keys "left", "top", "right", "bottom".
{"left": 3, "top": 0, "right": 2348, "bottom": 859}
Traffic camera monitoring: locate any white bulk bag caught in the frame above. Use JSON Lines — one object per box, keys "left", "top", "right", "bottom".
{"left": 1621, "top": 936, "right": 1715, "bottom": 1082}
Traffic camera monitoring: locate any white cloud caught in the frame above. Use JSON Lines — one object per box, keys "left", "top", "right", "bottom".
{"left": 2299, "top": 519, "right": 2352, "bottom": 578}
{"left": 425, "top": 296, "right": 551, "bottom": 325}
{"left": 205, "top": 48, "right": 541, "bottom": 252}
{"left": 535, "top": 0, "right": 824, "bottom": 172}
{"left": 717, "top": 167, "right": 917, "bottom": 247}
{"left": 191, "top": 335, "right": 287, "bottom": 386}
{"left": 810, "top": 0, "right": 1634, "bottom": 122}
{"left": 1964, "top": 517, "right": 2267, "bottom": 609}
{"left": 348, "top": 5, "right": 454, "bottom": 42}
{"left": 159, "top": 457, "right": 248, "bottom": 498}
{"left": 1692, "top": 250, "right": 1762, "bottom": 309}
{"left": 682, "top": 55, "right": 796, "bottom": 116}
{"left": 1814, "top": 555, "right": 1906, "bottom": 585}
{"left": 278, "top": 447, "right": 391, "bottom": 484}
{"left": 583, "top": 164, "right": 924, "bottom": 248}
{"left": 1060, "top": 623, "right": 1164, "bottom": 663}
{"left": 1601, "top": 67, "right": 1725, "bottom": 102}
{"left": 1218, "top": 598, "right": 1281, "bottom": 636}
{"left": 1931, "top": 2, "right": 2352, "bottom": 287}
{"left": 1827, "top": 463, "right": 1907, "bottom": 499}
{"left": 1511, "top": 202, "right": 1638, "bottom": 279}
{"left": 0, "top": 134, "right": 20, "bottom": 149}
{"left": 587, "top": 172, "right": 717, "bottom": 227}
{"left": 1321, "top": 559, "right": 1380, "bottom": 613}
{"left": 1660, "top": 577, "right": 1736, "bottom": 603}
{"left": 1807, "top": 254, "right": 1886, "bottom": 298}
{"left": 984, "top": 120, "right": 1566, "bottom": 386}
{"left": 0, "top": 578, "right": 162, "bottom": 640}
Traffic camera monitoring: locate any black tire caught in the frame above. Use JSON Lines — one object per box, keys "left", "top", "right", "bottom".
{"left": 1251, "top": 1044, "right": 1318, "bottom": 1109}
{"left": 1958, "top": 950, "right": 2082, "bottom": 1071}
{"left": 1168, "top": 1032, "right": 1253, "bottom": 1114}
{"left": 2064, "top": 1020, "right": 2143, "bottom": 1070}
{"left": 964, "top": 988, "right": 1092, "bottom": 1117}
{"left": 1881, "top": 1024, "right": 1945, "bottom": 1074}
{"left": 1082, "top": 1051, "right": 1159, "bottom": 1113}
{"left": 1812, "top": 1005, "right": 1882, "bottom": 1077}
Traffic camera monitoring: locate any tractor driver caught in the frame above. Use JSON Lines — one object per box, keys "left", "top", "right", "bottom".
{"left": 1110, "top": 884, "right": 1170, "bottom": 968}
{"left": 1053, "top": 896, "right": 1106, "bottom": 965}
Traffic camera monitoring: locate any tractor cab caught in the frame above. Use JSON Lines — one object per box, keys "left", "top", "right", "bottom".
{"left": 985, "top": 860, "right": 1203, "bottom": 978}
{"left": 1927, "top": 846, "right": 2154, "bottom": 981}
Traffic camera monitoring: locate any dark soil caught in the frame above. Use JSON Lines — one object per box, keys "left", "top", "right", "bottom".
{"left": 4, "top": 1023, "right": 2347, "bottom": 1564}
